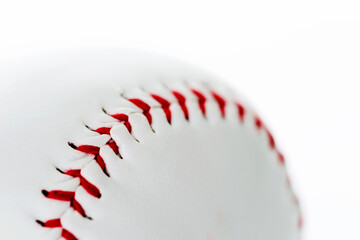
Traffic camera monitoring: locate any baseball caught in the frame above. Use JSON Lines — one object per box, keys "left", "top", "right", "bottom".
{"left": 0, "top": 50, "right": 301, "bottom": 240}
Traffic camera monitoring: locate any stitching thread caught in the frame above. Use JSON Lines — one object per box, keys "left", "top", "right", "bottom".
{"left": 37, "top": 87, "right": 301, "bottom": 239}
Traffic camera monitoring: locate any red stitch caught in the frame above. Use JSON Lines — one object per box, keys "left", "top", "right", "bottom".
{"left": 96, "top": 155, "right": 109, "bottom": 176}
{"left": 298, "top": 215, "right": 303, "bottom": 229}
{"left": 108, "top": 139, "right": 119, "bottom": 155}
{"left": 128, "top": 98, "right": 152, "bottom": 124}
{"left": 41, "top": 190, "right": 88, "bottom": 217}
{"left": 42, "top": 190, "right": 75, "bottom": 201}
{"left": 254, "top": 116, "right": 263, "bottom": 129}
{"left": 69, "top": 143, "right": 109, "bottom": 176}
{"left": 150, "top": 94, "right": 172, "bottom": 124}
{"left": 211, "top": 91, "right": 226, "bottom": 118}
{"left": 36, "top": 219, "right": 61, "bottom": 228}
{"left": 37, "top": 219, "right": 77, "bottom": 240}
{"left": 42, "top": 190, "right": 87, "bottom": 217}
{"left": 61, "top": 169, "right": 101, "bottom": 198}
{"left": 236, "top": 102, "right": 246, "bottom": 122}
{"left": 94, "top": 127, "right": 111, "bottom": 135}
{"left": 191, "top": 89, "right": 207, "bottom": 116}
{"left": 277, "top": 151, "right": 285, "bottom": 165}
{"left": 171, "top": 90, "right": 189, "bottom": 120}
{"left": 266, "top": 129, "right": 275, "bottom": 149}
{"left": 80, "top": 177, "right": 101, "bottom": 198}
{"left": 92, "top": 128, "right": 120, "bottom": 157}
{"left": 60, "top": 169, "right": 80, "bottom": 176}
{"left": 75, "top": 145, "right": 100, "bottom": 155}
{"left": 110, "top": 114, "right": 132, "bottom": 133}
{"left": 62, "top": 228, "right": 78, "bottom": 240}
{"left": 71, "top": 199, "right": 87, "bottom": 218}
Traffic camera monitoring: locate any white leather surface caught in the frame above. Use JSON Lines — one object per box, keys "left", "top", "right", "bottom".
{"left": 0, "top": 50, "right": 300, "bottom": 240}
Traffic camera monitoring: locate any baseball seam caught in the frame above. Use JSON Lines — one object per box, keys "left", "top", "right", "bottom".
{"left": 36, "top": 86, "right": 301, "bottom": 240}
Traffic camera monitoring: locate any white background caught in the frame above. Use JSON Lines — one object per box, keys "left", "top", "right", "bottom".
{"left": 0, "top": 1, "right": 359, "bottom": 239}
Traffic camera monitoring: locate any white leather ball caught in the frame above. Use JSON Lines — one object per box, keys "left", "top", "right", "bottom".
{"left": 0, "top": 50, "right": 301, "bottom": 240}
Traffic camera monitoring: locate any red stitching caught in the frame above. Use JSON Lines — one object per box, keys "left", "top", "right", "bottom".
{"left": 62, "top": 229, "right": 78, "bottom": 240}
{"left": 69, "top": 143, "right": 109, "bottom": 176}
{"left": 94, "top": 127, "right": 111, "bottom": 135}
{"left": 36, "top": 219, "right": 61, "bottom": 228}
{"left": 71, "top": 199, "right": 88, "bottom": 218}
{"left": 42, "top": 190, "right": 74, "bottom": 201}
{"left": 298, "top": 215, "right": 303, "bottom": 229}
{"left": 108, "top": 139, "right": 120, "bottom": 156}
{"left": 236, "top": 102, "right": 246, "bottom": 122}
{"left": 254, "top": 116, "right": 263, "bottom": 129}
{"left": 191, "top": 89, "right": 207, "bottom": 116}
{"left": 36, "top": 219, "right": 78, "bottom": 240}
{"left": 171, "top": 90, "right": 189, "bottom": 120}
{"left": 75, "top": 145, "right": 100, "bottom": 155}
{"left": 150, "top": 94, "right": 172, "bottom": 124}
{"left": 37, "top": 113, "right": 133, "bottom": 238}
{"left": 211, "top": 91, "right": 226, "bottom": 118}
{"left": 277, "top": 151, "right": 285, "bottom": 165}
{"left": 109, "top": 114, "right": 132, "bottom": 133}
{"left": 92, "top": 127, "right": 121, "bottom": 156}
{"left": 266, "top": 129, "right": 276, "bottom": 149}
{"left": 38, "top": 88, "right": 301, "bottom": 239}
{"left": 58, "top": 168, "right": 101, "bottom": 198}
{"left": 41, "top": 190, "right": 88, "bottom": 218}
{"left": 128, "top": 98, "right": 152, "bottom": 124}
{"left": 253, "top": 116, "right": 286, "bottom": 164}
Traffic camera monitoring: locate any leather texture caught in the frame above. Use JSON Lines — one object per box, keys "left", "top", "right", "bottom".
{"left": 0, "top": 50, "right": 300, "bottom": 240}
